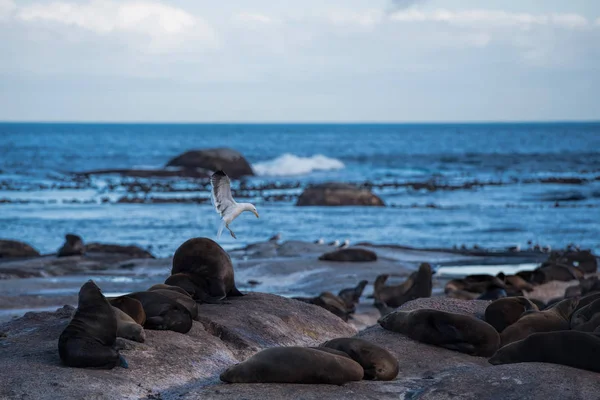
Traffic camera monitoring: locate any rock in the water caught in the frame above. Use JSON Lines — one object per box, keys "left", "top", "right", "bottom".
{"left": 84, "top": 243, "right": 154, "bottom": 259}
{"left": 166, "top": 148, "right": 254, "bottom": 179}
{"left": 296, "top": 183, "right": 384, "bottom": 207}
{"left": 57, "top": 234, "right": 85, "bottom": 257}
{"left": 0, "top": 239, "right": 40, "bottom": 258}
{"left": 319, "top": 248, "right": 377, "bottom": 262}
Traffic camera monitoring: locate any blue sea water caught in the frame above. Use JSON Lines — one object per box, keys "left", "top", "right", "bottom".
{"left": 1, "top": 122, "right": 599, "bottom": 256}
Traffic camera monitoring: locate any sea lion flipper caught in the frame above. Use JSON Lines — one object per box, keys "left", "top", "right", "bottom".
{"left": 119, "top": 354, "right": 129, "bottom": 369}
{"left": 228, "top": 286, "right": 244, "bottom": 297}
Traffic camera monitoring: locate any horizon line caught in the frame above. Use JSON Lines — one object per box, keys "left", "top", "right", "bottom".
{"left": 1, "top": 120, "right": 599, "bottom": 125}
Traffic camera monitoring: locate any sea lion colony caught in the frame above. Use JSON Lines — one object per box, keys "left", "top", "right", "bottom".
{"left": 58, "top": 239, "right": 600, "bottom": 384}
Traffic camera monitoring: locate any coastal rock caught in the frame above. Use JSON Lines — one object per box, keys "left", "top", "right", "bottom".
{"left": 318, "top": 248, "right": 378, "bottom": 262}
{"left": 84, "top": 243, "right": 155, "bottom": 259}
{"left": 79, "top": 168, "right": 211, "bottom": 179}
{"left": 57, "top": 234, "right": 85, "bottom": 257}
{"left": 296, "top": 183, "right": 384, "bottom": 207}
{"left": 166, "top": 148, "right": 254, "bottom": 179}
{"left": 0, "top": 240, "right": 40, "bottom": 259}
{"left": 0, "top": 292, "right": 355, "bottom": 399}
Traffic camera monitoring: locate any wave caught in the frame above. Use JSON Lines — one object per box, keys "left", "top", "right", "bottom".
{"left": 253, "top": 154, "right": 345, "bottom": 176}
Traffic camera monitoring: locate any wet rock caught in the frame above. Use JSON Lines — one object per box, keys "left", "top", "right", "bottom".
{"left": 319, "top": 248, "right": 378, "bottom": 262}
{"left": 84, "top": 243, "right": 155, "bottom": 259}
{"left": 0, "top": 240, "right": 40, "bottom": 259}
{"left": 296, "top": 183, "right": 384, "bottom": 207}
{"left": 166, "top": 148, "right": 254, "bottom": 179}
{"left": 57, "top": 234, "right": 85, "bottom": 257}
{"left": 78, "top": 168, "right": 211, "bottom": 179}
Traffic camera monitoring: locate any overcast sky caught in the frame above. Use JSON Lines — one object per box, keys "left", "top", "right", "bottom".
{"left": 1, "top": 0, "right": 599, "bottom": 122}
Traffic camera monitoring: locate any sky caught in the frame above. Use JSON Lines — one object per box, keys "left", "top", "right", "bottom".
{"left": 0, "top": 0, "right": 599, "bottom": 122}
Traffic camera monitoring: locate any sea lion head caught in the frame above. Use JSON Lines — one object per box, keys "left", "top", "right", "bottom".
{"left": 551, "top": 297, "right": 580, "bottom": 320}
{"left": 78, "top": 280, "right": 105, "bottom": 308}
{"left": 164, "top": 273, "right": 199, "bottom": 298}
{"left": 378, "top": 310, "right": 409, "bottom": 331}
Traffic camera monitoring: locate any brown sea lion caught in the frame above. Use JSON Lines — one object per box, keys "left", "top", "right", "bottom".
{"left": 320, "top": 338, "right": 399, "bottom": 381}
{"left": 168, "top": 237, "right": 243, "bottom": 303}
{"left": 57, "top": 234, "right": 85, "bottom": 257}
{"left": 108, "top": 296, "right": 146, "bottom": 325}
{"left": 373, "top": 274, "right": 414, "bottom": 307}
{"left": 489, "top": 331, "right": 600, "bottom": 373}
{"left": 531, "top": 264, "right": 584, "bottom": 284}
{"left": 376, "top": 263, "right": 432, "bottom": 308}
{"left": 445, "top": 274, "right": 506, "bottom": 295}
{"left": 293, "top": 292, "right": 353, "bottom": 321}
{"left": 219, "top": 347, "right": 364, "bottom": 384}
{"left": 571, "top": 298, "right": 600, "bottom": 332}
{"left": 484, "top": 297, "right": 539, "bottom": 333}
{"left": 58, "top": 280, "right": 128, "bottom": 369}
{"left": 500, "top": 297, "right": 579, "bottom": 346}
{"left": 318, "top": 248, "right": 377, "bottom": 262}
{"left": 112, "top": 306, "right": 145, "bottom": 342}
{"left": 147, "top": 283, "right": 191, "bottom": 297}
{"left": 560, "top": 250, "right": 598, "bottom": 273}
{"left": 338, "top": 280, "right": 368, "bottom": 309}
{"left": 575, "top": 292, "right": 600, "bottom": 310}
{"left": 120, "top": 291, "right": 193, "bottom": 334}
{"left": 149, "top": 289, "right": 198, "bottom": 320}
{"left": 497, "top": 273, "right": 534, "bottom": 292}
{"left": 379, "top": 309, "right": 500, "bottom": 357}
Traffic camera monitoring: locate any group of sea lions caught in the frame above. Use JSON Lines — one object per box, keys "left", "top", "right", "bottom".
{"left": 378, "top": 248, "right": 600, "bottom": 373}
{"left": 58, "top": 237, "right": 242, "bottom": 369}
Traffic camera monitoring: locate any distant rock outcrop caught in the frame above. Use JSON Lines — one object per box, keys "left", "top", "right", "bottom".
{"left": 296, "top": 183, "right": 384, "bottom": 207}
{"left": 319, "top": 248, "right": 378, "bottom": 262}
{"left": 84, "top": 243, "right": 155, "bottom": 259}
{"left": 0, "top": 240, "right": 40, "bottom": 259}
{"left": 166, "top": 148, "right": 254, "bottom": 179}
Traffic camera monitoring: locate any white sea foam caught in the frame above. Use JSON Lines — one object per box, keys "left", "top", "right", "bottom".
{"left": 253, "top": 154, "right": 345, "bottom": 176}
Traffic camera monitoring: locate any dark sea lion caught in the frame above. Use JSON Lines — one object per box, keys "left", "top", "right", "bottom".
{"left": 373, "top": 274, "right": 414, "bottom": 307}
{"left": 57, "top": 233, "right": 85, "bottom": 257}
{"left": 318, "top": 248, "right": 377, "bottom": 262}
{"left": 58, "top": 280, "right": 127, "bottom": 369}
{"left": 320, "top": 338, "right": 399, "bottom": 381}
{"left": 560, "top": 250, "right": 598, "bottom": 273}
{"left": 575, "top": 292, "right": 600, "bottom": 311}
{"left": 148, "top": 283, "right": 192, "bottom": 296}
{"left": 338, "top": 280, "right": 368, "bottom": 309}
{"left": 500, "top": 297, "right": 579, "bottom": 346}
{"left": 149, "top": 289, "right": 198, "bottom": 319}
{"left": 515, "top": 270, "right": 535, "bottom": 283}
{"left": 169, "top": 237, "right": 243, "bottom": 303}
{"left": 219, "top": 347, "right": 364, "bottom": 384}
{"left": 389, "top": 263, "right": 432, "bottom": 307}
{"left": 497, "top": 273, "right": 534, "bottom": 292}
{"left": 121, "top": 291, "right": 193, "bottom": 334}
{"left": 489, "top": 330, "right": 600, "bottom": 373}
{"left": 476, "top": 287, "right": 507, "bottom": 300}
{"left": 445, "top": 274, "right": 506, "bottom": 295}
{"left": 293, "top": 292, "right": 353, "bottom": 321}
{"left": 532, "top": 264, "right": 584, "bottom": 284}
{"left": 571, "top": 298, "right": 600, "bottom": 332}
{"left": 528, "top": 298, "right": 546, "bottom": 309}
{"left": 379, "top": 309, "right": 500, "bottom": 356}
{"left": 108, "top": 296, "right": 146, "bottom": 325}
{"left": 374, "top": 301, "right": 395, "bottom": 317}
{"left": 112, "top": 306, "right": 145, "bottom": 342}
{"left": 484, "top": 297, "right": 539, "bottom": 333}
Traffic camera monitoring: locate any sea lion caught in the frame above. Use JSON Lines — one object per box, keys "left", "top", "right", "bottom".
{"left": 379, "top": 309, "right": 500, "bottom": 356}
{"left": 58, "top": 280, "right": 127, "bottom": 369}
{"left": 531, "top": 263, "right": 584, "bottom": 284}
{"left": 121, "top": 291, "right": 193, "bottom": 334}
{"left": 108, "top": 296, "right": 146, "bottom": 325}
{"left": 575, "top": 292, "right": 600, "bottom": 310}
{"left": 219, "top": 347, "right": 364, "bottom": 384}
{"left": 338, "top": 280, "right": 368, "bottom": 309}
{"left": 374, "top": 301, "right": 395, "bottom": 317}
{"left": 112, "top": 306, "right": 145, "bottom": 342}
{"left": 570, "top": 298, "right": 600, "bottom": 332}
{"left": 500, "top": 297, "right": 579, "bottom": 346}
{"left": 57, "top": 234, "right": 85, "bottom": 257}
{"left": 318, "top": 248, "right": 377, "bottom": 262}
{"left": 489, "top": 331, "right": 600, "bottom": 373}
{"left": 373, "top": 274, "right": 414, "bottom": 307}
{"left": 148, "top": 283, "right": 192, "bottom": 297}
{"left": 497, "top": 273, "right": 534, "bottom": 293}
{"left": 293, "top": 292, "right": 353, "bottom": 321}
{"left": 445, "top": 274, "right": 506, "bottom": 295}
{"left": 149, "top": 289, "right": 198, "bottom": 320}
{"left": 320, "top": 338, "right": 399, "bottom": 381}
{"left": 476, "top": 287, "right": 507, "bottom": 301}
{"left": 560, "top": 250, "right": 598, "bottom": 273}
{"left": 168, "top": 237, "right": 243, "bottom": 303}
{"left": 484, "top": 297, "right": 539, "bottom": 333}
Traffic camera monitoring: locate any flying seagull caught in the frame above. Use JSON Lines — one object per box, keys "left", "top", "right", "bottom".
{"left": 210, "top": 170, "right": 259, "bottom": 239}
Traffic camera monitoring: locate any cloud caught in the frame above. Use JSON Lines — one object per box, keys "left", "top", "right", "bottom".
{"left": 389, "top": 9, "right": 590, "bottom": 29}
{"left": 389, "top": 0, "right": 429, "bottom": 10}
{"left": 0, "top": 0, "right": 15, "bottom": 19}
{"left": 233, "top": 12, "right": 275, "bottom": 24}
{"left": 14, "top": 0, "right": 217, "bottom": 52}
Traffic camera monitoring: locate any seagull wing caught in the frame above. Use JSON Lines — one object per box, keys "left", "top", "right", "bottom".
{"left": 210, "top": 170, "right": 236, "bottom": 218}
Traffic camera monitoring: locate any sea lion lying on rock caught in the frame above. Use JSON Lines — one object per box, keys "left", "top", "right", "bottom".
{"left": 496, "top": 272, "right": 534, "bottom": 293}
{"left": 112, "top": 306, "right": 145, "bottom": 342}
{"left": 219, "top": 347, "right": 364, "bottom": 384}
{"left": 489, "top": 330, "right": 600, "bottom": 373}
{"left": 318, "top": 248, "right": 377, "bottom": 262}
{"left": 293, "top": 292, "right": 353, "bottom": 321}
{"left": 58, "top": 280, "right": 128, "bottom": 369}
{"left": 320, "top": 338, "right": 399, "bottom": 381}
{"left": 445, "top": 274, "right": 507, "bottom": 295}
{"left": 500, "top": 297, "right": 579, "bottom": 346}
{"left": 379, "top": 308, "right": 500, "bottom": 357}
{"left": 147, "top": 283, "right": 192, "bottom": 296}
{"left": 119, "top": 291, "right": 193, "bottom": 334}
{"left": 338, "top": 280, "right": 368, "bottom": 310}
{"left": 147, "top": 287, "right": 198, "bottom": 320}
{"left": 570, "top": 298, "right": 600, "bottom": 332}
{"left": 484, "top": 297, "right": 539, "bottom": 333}
{"left": 531, "top": 263, "right": 584, "bottom": 284}
{"left": 167, "top": 237, "right": 243, "bottom": 303}
{"left": 108, "top": 296, "right": 146, "bottom": 325}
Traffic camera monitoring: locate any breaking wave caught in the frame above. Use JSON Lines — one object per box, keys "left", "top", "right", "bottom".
{"left": 253, "top": 154, "right": 345, "bottom": 176}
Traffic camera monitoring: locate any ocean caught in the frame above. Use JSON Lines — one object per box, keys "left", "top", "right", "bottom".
{"left": 1, "top": 122, "right": 600, "bottom": 256}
